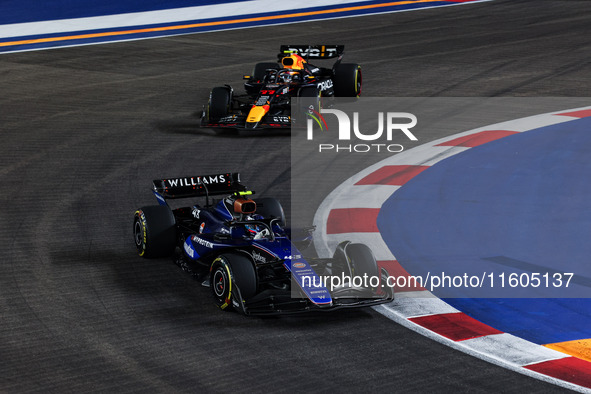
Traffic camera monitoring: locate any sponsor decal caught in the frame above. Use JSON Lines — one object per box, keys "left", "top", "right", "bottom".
{"left": 166, "top": 174, "right": 227, "bottom": 188}
{"left": 288, "top": 46, "right": 338, "bottom": 58}
{"left": 252, "top": 251, "right": 267, "bottom": 264}
{"left": 317, "top": 80, "right": 333, "bottom": 92}
{"left": 273, "top": 116, "right": 290, "bottom": 123}
{"left": 184, "top": 240, "right": 195, "bottom": 258}
{"left": 293, "top": 262, "right": 306, "bottom": 269}
{"left": 219, "top": 115, "right": 238, "bottom": 122}
{"left": 199, "top": 222, "right": 205, "bottom": 234}
{"left": 283, "top": 254, "right": 302, "bottom": 259}
{"left": 191, "top": 235, "right": 214, "bottom": 249}
{"left": 256, "top": 96, "right": 270, "bottom": 106}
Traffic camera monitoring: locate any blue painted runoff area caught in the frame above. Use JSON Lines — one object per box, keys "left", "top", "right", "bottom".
{"left": 377, "top": 116, "right": 591, "bottom": 344}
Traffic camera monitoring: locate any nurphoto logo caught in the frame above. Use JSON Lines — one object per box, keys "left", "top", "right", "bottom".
{"left": 306, "top": 108, "right": 418, "bottom": 153}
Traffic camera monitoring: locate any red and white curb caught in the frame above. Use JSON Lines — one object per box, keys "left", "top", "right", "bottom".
{"left": 313, "top": 106, "right": 591, "bottom": 392}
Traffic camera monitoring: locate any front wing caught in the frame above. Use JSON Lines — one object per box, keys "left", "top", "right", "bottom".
{"left": 232, "top": 284, "right": 394, "bottom": 315}
{"left": 201, "top": 113, "right": 292, "bottom": 130}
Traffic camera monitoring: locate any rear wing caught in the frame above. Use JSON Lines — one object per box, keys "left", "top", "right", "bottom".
{"left": 152, "top": 172, "right": 245, "bottom": 200}
{"left": 279, "top": 45, "right": 344, "bottom": 60}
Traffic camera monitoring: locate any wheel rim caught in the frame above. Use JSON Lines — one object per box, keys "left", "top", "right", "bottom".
{"left": 134, "top": 220, "right": 143, "bottom": 247}
{"left": 213, "top": 268, "right": 227, "bottom": 297}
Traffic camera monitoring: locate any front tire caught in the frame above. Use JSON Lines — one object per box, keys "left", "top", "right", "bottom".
{"left": 347, "top": 243, "right": 379, "bottom": 280}
{"left": 210, "top": 254, "right": 257, "bottom": 311}
{"left": 133, "top": 205, "right": 176, "bottom": 258}
{"left": 333, "top": 242, "right": 379, "bottom": 286}
{"left": 208, "top": 86, "right": 232, "bottom": 119}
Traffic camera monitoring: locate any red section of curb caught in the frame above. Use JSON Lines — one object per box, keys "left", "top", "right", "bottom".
{"left": 437, "top": 130, "right": 519, "bottom": 148}
{"left": 409, "top": 312, "right": 503, "bottom": 341}
{"left": 326, "top": 208, "right": 380, "bottom": 234}
{"left": 525, "top": 357, "right": 591, "bottom": 389}
{"left": 377, "top": 260, "right": 426, "bottom": 292}
{"left": 556, "top": 109, "right": 591, "bottom": 118}
{"left": 355, "top": 165, "right": 429, "bottom": 186}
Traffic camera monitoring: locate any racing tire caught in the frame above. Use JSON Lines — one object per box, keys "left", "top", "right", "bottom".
{"left": 333, "top": 242, "right": 379, "bottom": 279}
{"left": 347, "top": 243, "right": 380, "bottom": 291}
{"left": 208, "top": 86, "right": 232, "bottom": 119}
{"left": 254, "top": 197, "right": 286, "bottom": 227}
{"left": 210, "top": 254, "right": 257, "bottom": 311}
{"left": 333, "top": 63, "right": 362, "bottom": 97}
{"left": 133, "top": 205, "right": 176, "bottom": 258}
{"left": 253, "top": 62, "right": 280, "bottom": 82}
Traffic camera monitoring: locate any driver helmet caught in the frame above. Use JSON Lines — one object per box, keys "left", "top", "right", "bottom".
{"left": 281, "top": 54, "right": 306, "bottom": 70}
{"left": 244, "top": 222, "right": 262, "bottom": 236}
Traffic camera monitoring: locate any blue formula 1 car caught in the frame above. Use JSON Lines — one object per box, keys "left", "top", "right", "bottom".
{"left": 133, "top": 172, "right": 393, "bottom": 315}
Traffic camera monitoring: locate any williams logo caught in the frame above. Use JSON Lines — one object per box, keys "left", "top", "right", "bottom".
{"left": 166, "top": 174, "right": 227, "bottom": 187}
{"left": 306, "top": 108, "right": 418, "bottom": 153}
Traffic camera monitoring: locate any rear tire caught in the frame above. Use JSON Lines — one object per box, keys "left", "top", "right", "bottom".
{"left": 133, "top": 205, "right": 176, "bottom": 258}
{"left": 210, "top": 254, "right": 257, "bottom": 311}
{"left": 333, "top": 63, "right": 362, "bottom": 97}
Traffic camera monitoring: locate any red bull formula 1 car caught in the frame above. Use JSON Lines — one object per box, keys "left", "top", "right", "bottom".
{"left": 200, "top": 45, "right": 362, "bottom": 130}
{"left": 132, "top": 172, "right": 392, "bottom": 315}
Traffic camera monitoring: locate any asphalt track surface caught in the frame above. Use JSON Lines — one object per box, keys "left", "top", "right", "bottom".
{"left": 1, "top": 0, "right": 590, "bottom": 392}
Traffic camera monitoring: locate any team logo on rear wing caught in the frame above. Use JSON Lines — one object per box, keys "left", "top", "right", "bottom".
{"left": 279, "top": 45, "right": 344, "bottom": 59}
{"left": 165, "top": 174, "right": 227, "bottom": 188}
{"left": 152, "top": 172, "right": 245, "bottom": 199}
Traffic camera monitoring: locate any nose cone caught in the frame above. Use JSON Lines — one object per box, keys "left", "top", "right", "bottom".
{"left": 246, "top": 105, "right": 269, "bottom": 125}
